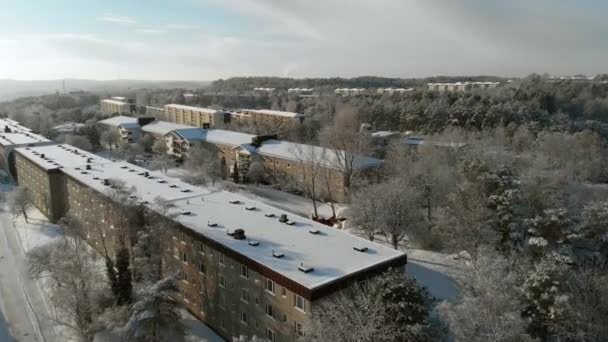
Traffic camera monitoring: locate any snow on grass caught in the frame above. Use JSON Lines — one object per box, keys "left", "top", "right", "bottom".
{"left": 182, "top": 310, "right": 224, "bottom": 342}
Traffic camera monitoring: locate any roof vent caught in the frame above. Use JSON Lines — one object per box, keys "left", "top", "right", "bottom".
{"left": 248, "top": 240, "right": 260, "bottom": 247}
{"left": 103, "top": 179, "right": 110, "bottom": 186}
{"left": 229, "top": 199, "right": 241, "bottom": 204}
{"left": 75, "top": 167, "right": 81, "bottom": 170}
{"left": 137, "top": 172, "right": 146, "bottom": 176}
{"left": 129, "top": 195, "right": 137, "bottom": 199}
{"left": 207, "top": 222, "right": 218, "bottom": 227}
{"left": 180, "top": 189, "right": 191, "bottom": 193}
{"left": 40, "top": 154, "right": 45, "bottom": 158}
{"left": 80, "top": 171, "right": 88, "bottom": 175}
{"left": 285, "top": 220, "right": 295, "bottom": 226}
{"left": 179, "top": 209, "right": 191, "bottom": 215}
{"left": 93, "top": 177, "right": 100, "bottom": 180}
{"left": 128, "top": 169, "right": 135, "bottom": 172}
{"left": 169, "top": 185, "right": 178, "bottom": 188}
{"left": 309, "top": 229, "right": 320, "bottom": 235}
{"left": 245, "top": 206, "right": 256, "bottom": 211}
{"left": 120, "top": 165, "right": 128, "bottom": 169}
{"left": 272, "top": 250, "right": 284, "bottom": 258}
{"left": 278, "top": 214, "right": 288, "bottom": 223}
{"left": 353, "top": 246, "right": 369, "bottom": 253}
{"left": 139, "top": 201, "right": 149, "bottom": 205}
{"left": 233, "top": 229, "right": 246, "bottom": 240}
{"left": 86, "top": 164, "right": 91, "bottom": 170}
{"left": 298, "top": 263, "right": 314, "bottom": 273}
{"left": 264, "top": 213, "right": 275, "bottom": 218}
{"left": 157, "top": 180, "right": 167, "bottom": 184}
{"left": 87, "top": 158, "right": 92, "bottom": 163}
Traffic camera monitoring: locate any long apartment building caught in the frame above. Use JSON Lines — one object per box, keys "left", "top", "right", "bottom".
{"left": 100, "top": 97, "right": 136, "bottom": 115}
{"left": 229, "top": 109, "right": 306, "bottom": 130}
{"left": 97, "top": 116, "right": 156, "bottom": 143}
{"left": 9, "top": 140, "right": 407, "bottom": 342}
{"left": 427, "top": 81, "right": 500, "bottom": 92}
{"left": 163, "top": 104, "right": 228, "bottom": 129}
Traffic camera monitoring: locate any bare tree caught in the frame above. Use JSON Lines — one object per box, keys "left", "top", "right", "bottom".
{"left": 290, "top": 143, "right": 323, "bottom": 219}
{"left": 319, "top": 105, "right": 371, "bottom": 192}
{"left": 8, "top": 185, "right": 32, "bottom": 223}
{"left": 349, "top": 183, "right": 383, "bottom": 241}
{"left": 378, "top": 179, "right": 425, "bottom": 250}
{"left": 101, "top": 129, "right": 121, "bottom": 152}
{"left": 246, "top": 161, "right": 266, "bottom": 184}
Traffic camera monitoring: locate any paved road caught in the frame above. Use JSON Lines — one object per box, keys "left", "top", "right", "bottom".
{"left": 0, "top": 206, "right": 57, "bottom": 342}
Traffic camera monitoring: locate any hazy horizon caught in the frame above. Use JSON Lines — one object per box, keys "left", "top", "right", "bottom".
{"left": 1, "top": 0, "right": 606, "bottom": 81}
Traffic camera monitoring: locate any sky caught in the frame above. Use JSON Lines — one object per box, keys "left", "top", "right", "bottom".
{"left": 0, "top": 0, "right": 606, "bottom": 80}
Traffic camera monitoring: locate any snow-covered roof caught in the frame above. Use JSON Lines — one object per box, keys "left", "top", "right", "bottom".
{"left": 98, "top": 116, "right": 138, "bottom": 127}
{"left": 141, "top": 121, "right": 192, "bottom": 136}
{"left": 171, "top": 128, "right": 257, "bottom": 147}
{"left": 14, "top": 144, "right": 110, "bottom": 171}
{"left": 0, "top": 118, "right": 50, "bottom": 147}
{"left": 371, "top": 131, "right": 399, "bottom": 138}
{"left": 256, "top": 139, "right": 383, "bottom": 170}
{"left": 118, "top": 122, "right": 141, "bottom": 130}
{"left": 239, "top": 109, "right": 305, "bottom": 118}
{"left": 101, "top": 99, "right": 129, "bottom": 106}
{"left": 164, "top": 104, "right": 222, "bottom": 114}
{"left": 16, "top": 142, "right": 404, "bottom": 292}
{"left": 165, "top": 191, "right": 404, "bottom": 290}
{"left": 51, "top": 122, "right": 86, "bottom": 133}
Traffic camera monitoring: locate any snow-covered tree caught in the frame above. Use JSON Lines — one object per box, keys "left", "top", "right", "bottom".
{"left": 125, "top": 275, "right": 185, "bottom": 342}
{"left": 301, "top": 269, "right": 441, "bottom": 342}
{"left": 8, "top": 185, "right": 32, "bottom": 222}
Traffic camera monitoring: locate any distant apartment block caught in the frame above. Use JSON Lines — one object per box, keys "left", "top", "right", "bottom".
{"left": 97, "top": 116, "right": 155, "bottom": 143}
{"left": 100, "top": 97, "right": 136, "bottom": 115}
{"left": 253, "top": 87, "right": 276, "bottom": 92}
{"left": 335, "top": 88, "right": 366, "bottom": 96}
{"left": 229, "top": 109, "right": 306, "bottom": 130}
{"left": 427, "top": 82, "right": 500, "bottom": 92}
{"left": 10, "top": 141, "right": 406, "bottom": 342}
{"left": 163, "top": 104, "right": 228, "bottom": 129}
{"left": 376, "top": 88, "right": 414, "bottom": 94}
{"left": 287, "top": 88, "right": 314, "bottom": 94}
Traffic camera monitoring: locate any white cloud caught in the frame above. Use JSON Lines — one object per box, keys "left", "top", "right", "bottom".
{"left": 135, "top": 28, "right": 167, "bottom": 34}
{"left": 97, "top": 15, "right": 136, "bottom": 24}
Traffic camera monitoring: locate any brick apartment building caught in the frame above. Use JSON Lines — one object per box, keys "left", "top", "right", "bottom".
{"left": 8, "top": 138, "right": 406, "bottom": 342}
{"left": 97, "top": 116, "right": 156, "bottom": 143}
{"left": 0, "top": 118, "right": 53, "bottom": 178}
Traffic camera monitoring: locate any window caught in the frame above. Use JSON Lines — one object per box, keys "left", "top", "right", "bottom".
{"left": 199, "top": 262, "right": 206, "bottom": 275}
{"left": 220, "top": 319, "right": 226, "bottom": 330}
{"left": 265, "top": 278, "right": 275, "bottom": 295}
{"left": 182, "top": 271, "right": 189, "bottom": 283}
{"left": 219, "top": 253, "right": 225, "bottom": 265}
{"left": 281, "top": 288, "right": 287, "bottom": 297}
{"left": 294, "top": 322, "right": 304, "bottom": 336}
{"left": 241, "top": 289, "right": 249, "bottom": 303}
{"left": 219, "top": 294, "right": 226, "bottom": 308}
{"left": 199, "top": 243, "right": 206, "bottom": 254}
{"left": 219, "top": 275, "right": 226, "bottom": 288}
{"left": 294, "top": 294, "right": 305, "bottom": 312}
{"left": 181, "top": 251, "right": 188, "bottom": 264}
{"left": 266, "top": 328, "right": 276, "bottom": 342}
{"left": 240, "top": 265, "right": 249, "bottom": 278}
{"left": 173, "top": 247, "right": 179, "bottom": 259}
{"left": 180, "top": 232, "right": 186, "bottom": 242}
{"left": 265, "top": 304, "right": 275, "bottom": 319}
{"left": 240, "top": 312, "right": 248, "bottom": 325}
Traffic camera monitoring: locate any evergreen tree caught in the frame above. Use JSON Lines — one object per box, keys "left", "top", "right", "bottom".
{"left": 232, "top": 161, "right": 240, "bottom": 183}
{"left": 115, "top": 244, "right": 133, "bottom": 305}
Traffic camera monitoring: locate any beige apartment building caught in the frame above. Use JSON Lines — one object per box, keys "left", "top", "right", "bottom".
{"left": 163, "top": 104, "right": 228, "bottom": 129}
{"left": 228, "top": 109, "right": 306, "bottom": 131}
{"left": 12, "top": 141, "right": 405, "bottom": 342}
{"left": 100, "top": 98, "right": 135, "bottom": 115}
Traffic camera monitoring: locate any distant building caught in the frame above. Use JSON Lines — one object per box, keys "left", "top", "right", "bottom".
{"left": 376, "top": 88, "right": 414, "bottom": 95}
{"left": 427, "top": 82, "right": 499, "bottom": 92}
{"left": 404, "top": 136, "right": 467, "bottom": 149}
{"left": 100, "top": 98, "right": 136, "bottom": 115}
{"left": 163, "top": 104, "right": 228, "bottom": 129}
{"left": 253, "top": 87, "right": 276, "bottom": 92}
{"left": 287, "top": 88, "right": 314, "bottom": 94}
{"left": 97, "top": 116, "right": 155, "bottom": 143}
{"left": 51, "top": 122, "right": 86, "bottom": 134}
{"left": 335, "top": 88, "right": 366, "bottom": 96}
{"left": 229, "top": 109, "right": 306, "bottom": 129}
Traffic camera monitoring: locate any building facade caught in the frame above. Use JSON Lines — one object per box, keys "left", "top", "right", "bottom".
{"left": 163, "top": 104, "right": 227, "bottom": 129}
{"left": 427, "top": 82, "right": 500, "bottom": 92}
{"left": 100, "top": 99, "right": 135, "bottom": 115}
